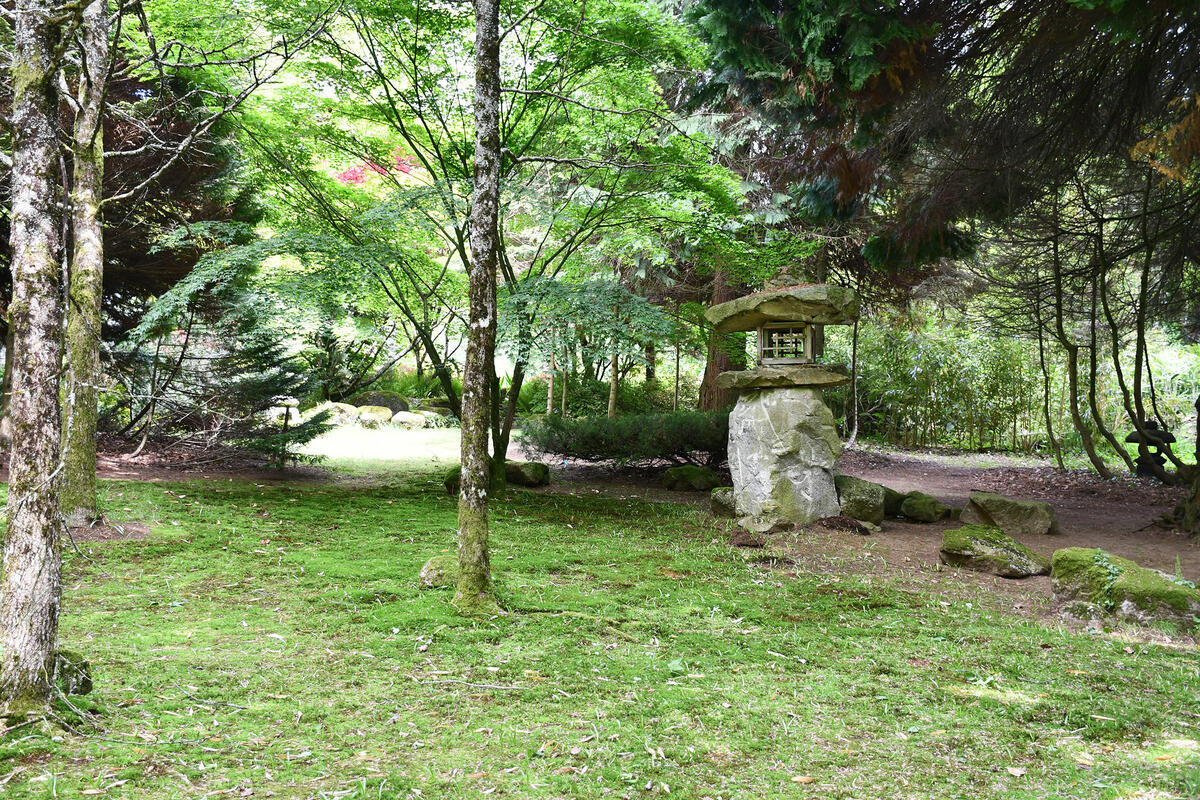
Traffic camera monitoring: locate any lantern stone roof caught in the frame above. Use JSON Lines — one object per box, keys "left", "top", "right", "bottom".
{"left": 704, "top": 284, "right": 859, "bottom": 333}
{"left": 715, "top": 363, "right": 850, "bottom": 391}
{"left": 1124, "top": 422, "right": 1176, "bottom": 445}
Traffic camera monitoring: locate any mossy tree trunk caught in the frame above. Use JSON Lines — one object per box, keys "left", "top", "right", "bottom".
{"left": 455, "top": 0, "right": 501, "bottom": 616}
{"left": 0, "top": 0, "right": 68, "bottom": 719}
{"left": 62, "top": 0, "right": 109, "bottom": 528}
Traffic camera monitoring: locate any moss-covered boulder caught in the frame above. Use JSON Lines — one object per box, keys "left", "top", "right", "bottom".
{"left": 1051, "top": 548, "right": 1200, "bottom": 632}
{"left": 357, "top": 405, "right": 395, "bottom": 428}
{"left": 834, "top": 475, "right": 885, "bottom": 525}
{"left": 711, "top": 487, "right": 737, "bottom": 518}
{"left": 939, "top": 525, "right": 1051, "bottom": 578}
{"left": 900, "top": 491, "right": 949, "bottom": 522}
{"left": 961, "top": 491, "right": 1060, "bottom": 536}
{"left": 883, "top": 486, "right": 907, "bottom": 518}
{"left": 505, "top": 460, "right": 550, "bottom": 487}
{"left": 54, "top": 649, "right": 93, "bottom": 696}
{"left": 419, "top": 555, "right": 458, "bottom": 589}
{"left": 348, "top": 390, "right": 410, "bottom": 414}
{"left": 664, "top": 465, "right": 722, "bottom": 492}
{"left": 444, "top": 462, "right": 507, "bottom": 497}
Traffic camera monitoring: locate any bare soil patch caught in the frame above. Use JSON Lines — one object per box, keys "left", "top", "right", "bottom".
{"left": 67, "top": 521, "right": 152, "bottom": 543}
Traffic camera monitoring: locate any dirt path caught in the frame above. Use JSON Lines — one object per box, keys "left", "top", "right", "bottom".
{"left": 835, "top": 447, "right": 1197, "bottom": 580}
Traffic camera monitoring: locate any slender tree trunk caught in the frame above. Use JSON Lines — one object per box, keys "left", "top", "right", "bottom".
{"left": 455, "top": 0, "right": 501, "bottom": 616}
{"left": 607, "top": 349, "right": 618, "bottom": 418}
{"left": 673, "top": 344, "right": 680, "bottom": 411}
{"left": 1086, "top": 276, "right": 1133, "bottom": 472}
{"left": 1, "top": 0, "right": 68, "bottom": 718}
{"left": 62, "top": 0, "right": 109, "bottom": 528}
{"left": 1048, "top": 201, "right": 1112, "bottom": 478}
{"left": 645, "top": 342, "right": 656, "bottom": 385}
{"left": 1033, "top": 300, "right": 1065, "bottom": 470}
{"left": 561, "top": 344, "right": 568, "bottom": 416}
{"left": 546, "top": 353, "right": 555, "bottom": 414}
{"left": 847, "top": 319, "right": 860, "bottom": 446}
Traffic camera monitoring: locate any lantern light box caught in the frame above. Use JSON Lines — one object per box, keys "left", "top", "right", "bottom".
{"left": 758, "top": 322, "right": 812, "bottom": 365}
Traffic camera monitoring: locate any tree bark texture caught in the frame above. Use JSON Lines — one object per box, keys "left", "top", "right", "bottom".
{"left": 456, "top": 0, "right": 501, "bottom": 616}
{"left": 699, "top": 270, "right": 746, "bottom": 411}
{"left": 1, "top": 0, "right": 67, "bottom": 718}
{"left": 62, "top": 0, "right": 109, "bottom": 528}
{"left": 0, "top": 325, "right": 15, "bottom": 446}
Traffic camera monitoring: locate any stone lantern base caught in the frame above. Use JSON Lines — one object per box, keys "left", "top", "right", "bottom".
{"left": 728, "top": 387, "right": 841, "bottom": 529}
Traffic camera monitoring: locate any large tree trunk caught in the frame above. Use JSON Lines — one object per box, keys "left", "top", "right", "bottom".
{"left": 0, "top": 0, "right": 67, "bottom": 719}
{"left": 455, "top": 0, "right": 501, "bottom": 616}
{"left": 62, "top": 0, "right": 109, "bottom": 528}
{"left": 699, "top": 270, "right": 745, "bottom": 411}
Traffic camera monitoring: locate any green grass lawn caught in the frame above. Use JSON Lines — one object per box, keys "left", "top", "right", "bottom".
{"left": 3, "top": 455, "right": 1199, "bottom": 799}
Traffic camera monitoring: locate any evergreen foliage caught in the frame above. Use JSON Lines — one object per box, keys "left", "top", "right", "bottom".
{"left": 522, "top": 411, "right": 729, "bottom": 466}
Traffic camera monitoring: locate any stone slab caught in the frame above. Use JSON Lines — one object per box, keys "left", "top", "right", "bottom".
{"left": 715, "top": 364, "right": 850, "bottom": 390}
{"left": 705, "top": 284, "right": 860, "bottom": 333}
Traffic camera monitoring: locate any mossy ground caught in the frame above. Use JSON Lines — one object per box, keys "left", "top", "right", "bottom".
{"left": 2, "top": 452, "right": 1199, "bottom": 798}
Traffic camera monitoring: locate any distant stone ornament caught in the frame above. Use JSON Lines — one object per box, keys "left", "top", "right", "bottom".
{"left": 705, "top": 280, "right": 860, "bottom": 528}
{"left": 1124, "top": 420, "right": 1176, "bottom": 479}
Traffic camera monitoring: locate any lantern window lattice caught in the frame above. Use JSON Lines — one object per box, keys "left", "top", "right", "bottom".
{"left": 758, "top": 322, "right": 812, "bottom": 365}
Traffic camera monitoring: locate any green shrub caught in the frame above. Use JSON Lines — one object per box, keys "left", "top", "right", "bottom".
{"left": 521, "top": 410, "right": 728, "bottom": 466}
{"left": 378, "top": 368, "right": 462, "bottom": 401}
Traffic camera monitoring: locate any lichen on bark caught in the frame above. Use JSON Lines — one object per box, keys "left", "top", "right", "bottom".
{"left": 454, "top": 0, "right": 503, "bottom": 617}
{"left": 61, "top": 0, "right": 109, "bottom": 528}
{"left": 0, "top": 0, "right": 71, "bottom": 719}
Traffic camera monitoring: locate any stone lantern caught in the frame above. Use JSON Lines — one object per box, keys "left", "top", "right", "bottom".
{"left": 705, "top": 282, "right": 859, "bottom": 529}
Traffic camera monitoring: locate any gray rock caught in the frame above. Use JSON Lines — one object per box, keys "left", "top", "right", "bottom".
{"left": 705, "top": 285, "right": 860, "bottom": 332}
{"left": 419, "top": 555, "right": 458, "bottom": 589}
{"left": 715, "top": 364, "right": 850, "bottom": 391}
{"left": 961, "top": 491, "right": 1060, "bottom": 536}
{"left": 392, "top": 410, "right": 428, "bottom": 429}
{"left": 834, "top": 475, "right": 886, "bottom": 525}
{"left": 728, "top": 387, "right": 841, "bottom": 526}
{"left": 939, "top": 525, "right": 1051, "bottom": 578}
{"left": 900, "top": 491, "right": 949, "bottom": 522}
{"left": 883, "top": 486, "right": 906, "bottom": 517}
{"left": 710, "top": 487, "right": 737, "bottom": 518}
{"left": 357, "top": 405, "right": 394, "bottom": 428}
{"left": 505, "top": 460, "right": 550, "bottom": 487}
{"left": 1052, "top": 547, "right": 1200, "bottom": 633}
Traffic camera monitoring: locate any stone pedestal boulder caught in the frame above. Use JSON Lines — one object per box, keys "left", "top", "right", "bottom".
{"left": 939, "top": 525, "right": 1051, "bottom": 578}
{"left": 962, "top": 491, "right": 1059, "bottom": 536}
{"left": 728, "top": 387, "right": 841, "bottom": 527}
{"left": 835, "top": 475, "right": 885, "bottom": 525}
{"left": 1052, "top": 547, "right": 1200, "bottom": 632}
